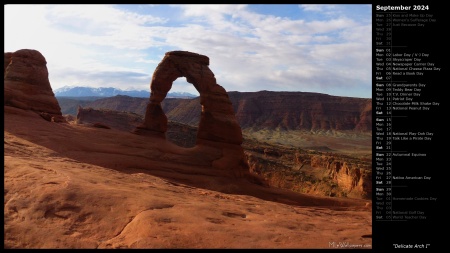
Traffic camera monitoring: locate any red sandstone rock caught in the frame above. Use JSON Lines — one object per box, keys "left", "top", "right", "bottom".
{"left": 134, "top": 51, "right": 250, "bottom": 179}
{"left": 92, "top": 122, "right": 111, "bottom": 129}
{"left": 230, "top": 91, "right": 372, "bottom": 132}
{"left": 77, "top": 106, "right": 143, "bottom": 132}
{"left": 4, "top": 49, "right": 65, "bottom": 122}
{"left": 139, "top": 102, "right": 168, "bottom": 134}
{"left": 355, "top": 102, "right": 372, "bottom": 131}
{"left": 3, "top": 49, "right": 372, "bottom": 248}
{"left": 4, "top": 52, "right": 12, "bottom": 73}
{"left": 3, "top": 109, "right": 372, "bottom": 248}
{"left": 310, "top": 155, "right": 372, "bottom": 199}
{"left": 137, "top": 51, "right": 242, "bottom": 145}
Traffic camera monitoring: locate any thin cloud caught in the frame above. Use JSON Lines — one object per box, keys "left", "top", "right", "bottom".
{"left": 4, "top": 4, "right": 371, "bottom": 98}
{"left": 299, "top": 4, "right": 339, "bottom": 12}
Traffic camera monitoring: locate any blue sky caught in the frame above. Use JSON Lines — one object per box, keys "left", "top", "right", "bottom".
{"left": 4, "top": 4, "right": 372, "bottom": 98}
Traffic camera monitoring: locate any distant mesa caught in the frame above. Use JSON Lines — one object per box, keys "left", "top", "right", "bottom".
{"left": 160, "top": 91, "right": 372, "bottom": 132}
{"left": 4, "top": 49, "right": 66, "bottom": 123}
{"left": 60, "top": 90, "right": 372, "bottom": 133}
{"left": 134, "top": 51, "right": 256, "bottom": 180}
{"left": 229, "top": 91, "right": 372, "bottom": 132}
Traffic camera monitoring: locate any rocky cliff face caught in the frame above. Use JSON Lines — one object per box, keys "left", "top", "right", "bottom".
{"left": 68, "top": 91, "right": 372, "bottom": 133}
{"left": 309, "top": 155, "right": 372, "bottom": 199}
{"left": 244, "top": 140, "right": 372, "bottom": 199}
{"left": 4, "top": 49, "right": 65, "bottom": 122}
{"left": 229, "top": 91, "right": 372, "bottom": 132}
{"left": 355, "top": 102, "right": 372, "bottom": 131}
{"left": 162, "top": 91, "right": 372, "bottom": 132}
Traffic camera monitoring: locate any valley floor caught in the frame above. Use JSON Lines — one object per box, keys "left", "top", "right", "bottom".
{"left": 243, "top": 129, "right": 372, "bottom": 159}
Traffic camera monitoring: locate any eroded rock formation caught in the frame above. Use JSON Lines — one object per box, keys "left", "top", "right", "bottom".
{"left": 311, "top": 155, "right": 372, "bottom": 199}
{"left": 4, "top": 49, "right": 65, "bottom": 122}
{"left": 77, "top": 106, "right": 143, "bottom": 132}
{"left": 135, "top": 51, "right": 242, "bottom": 143}
{"left": 230, "top": 91, "right": 372, "bottom": 132}
{"left": 77, "top": 106, "right": 198, "bottom": 148}
{"left": 134, "top": 51, "right": 252, "bottom": 179}
{"left": 244, "top": 139, "right": 372, "bottom": 199}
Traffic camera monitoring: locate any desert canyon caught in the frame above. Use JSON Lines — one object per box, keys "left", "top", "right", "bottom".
{"left": 4, "top": 49, "right": 372, "bottom": 249}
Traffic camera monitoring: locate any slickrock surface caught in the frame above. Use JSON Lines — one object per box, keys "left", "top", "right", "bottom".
{"left": 4, "top": 106, "right": 372, "bottom": 249}
{"left": 76, "top": 106, "right": 197, "bottom": 148}
{"left": 4, "top": 49, "right": 371, "bottom": 249}
{"left": 74, "top": 106, "right": 372, "bottom": 199}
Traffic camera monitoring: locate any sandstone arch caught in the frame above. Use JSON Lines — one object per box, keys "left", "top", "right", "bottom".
{"left": 134, "top": 51, "right": 252, "bottom": 179}
{"left": 136, "top": 51, "right": 242, "bottom": 145}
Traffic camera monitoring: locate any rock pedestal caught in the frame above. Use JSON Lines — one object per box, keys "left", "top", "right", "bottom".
{"left": 4, "top": 49, "right": 65, "bottom": 122}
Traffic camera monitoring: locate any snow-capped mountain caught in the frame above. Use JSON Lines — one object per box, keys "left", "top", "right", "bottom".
{"left": 54, "top": 86, "right": 197, "bottom": 98}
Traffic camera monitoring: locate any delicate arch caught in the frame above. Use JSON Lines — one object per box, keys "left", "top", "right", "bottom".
{"left": 136, "top": 51, "right": 242, "bottom": 145}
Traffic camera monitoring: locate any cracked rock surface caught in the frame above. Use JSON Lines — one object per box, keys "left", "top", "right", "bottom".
{"left": 4, "top": 106, "right": 372, "bottom": 249}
